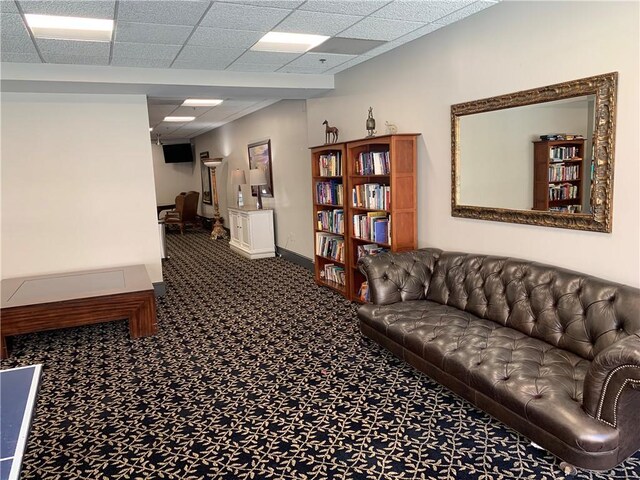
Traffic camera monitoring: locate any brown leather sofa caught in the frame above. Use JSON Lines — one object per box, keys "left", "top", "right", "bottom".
{"left": 357, "top": 248, "right": 640, "bottom": 471}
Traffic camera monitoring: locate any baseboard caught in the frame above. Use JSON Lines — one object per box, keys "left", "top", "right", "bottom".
{"left": 153, "top": 281, "right": 166, "bottom": 297}
{"left": 276, "top": 247, "right": 313, "bottom": 271}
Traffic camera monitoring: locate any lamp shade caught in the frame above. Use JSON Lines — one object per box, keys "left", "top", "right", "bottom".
{"left": 231, "top": 169, "right": 246, "bottom": 185}
{"left": 249, "top": 168, "right": 267, "bottom": 186}
{"left": 203, "top": 157, "right": 223, "bottom": 168}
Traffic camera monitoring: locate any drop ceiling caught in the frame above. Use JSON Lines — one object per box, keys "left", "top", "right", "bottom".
{"left": 1, "top": 0, "right": 500, "bottom": 139}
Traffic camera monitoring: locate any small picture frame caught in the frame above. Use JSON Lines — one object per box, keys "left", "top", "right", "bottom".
{"left": 248, "top": 140, "right": 273, "bottom": 198}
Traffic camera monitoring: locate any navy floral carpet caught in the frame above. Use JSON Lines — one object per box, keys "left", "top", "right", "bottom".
{"left": 2, "top": 230, "right": 639, "bottom": 479}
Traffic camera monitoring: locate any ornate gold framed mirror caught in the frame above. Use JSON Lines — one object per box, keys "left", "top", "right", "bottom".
{"left": 451, "top": 72, "right": 617, "bottom": 232}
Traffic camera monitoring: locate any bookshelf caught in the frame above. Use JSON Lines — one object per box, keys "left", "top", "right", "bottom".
{"left": 311, "top": 143, "right": 348, "bottom": 296}
{"left": 347, "top": 135, "right": 418, "bottom": 302}
{"left": 533, "top": 139, "right": 585, "bottom": 213}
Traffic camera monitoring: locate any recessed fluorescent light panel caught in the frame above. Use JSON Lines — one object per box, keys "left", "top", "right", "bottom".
{"left": 25, "top": 14, "right": 113, "bottom": 42}
{"left": 164, "top": 116, "right": 196, "bottom": 122}
{"left": 182, "top": 99, "right": 224, "bottom": 107}
{"left": 252, "top": 32, "right": 329, "bottom": 53}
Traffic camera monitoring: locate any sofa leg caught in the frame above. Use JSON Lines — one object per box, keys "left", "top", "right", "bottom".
{"left": 559, "top": 462, "right": 577, "bottom": 477}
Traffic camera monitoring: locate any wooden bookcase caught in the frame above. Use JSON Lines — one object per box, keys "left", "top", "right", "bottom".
{"left": 311, "top": 134, "right": 418, "bottom": 301}
{"left": 533, "top": 139, "right": 585, "bottom": 212}
{"left": 311, "top": 143, "right": 348, "bottom": 297}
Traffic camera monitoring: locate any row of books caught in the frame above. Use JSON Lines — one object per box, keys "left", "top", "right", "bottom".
{"left": 550, "top": 205, "right": 582, "bottom": 213}
{"left": 316, "top": 180, "right": 343, "bottom": 206}
{"left": 318, "top": 152, "right": 342, "bottom": 177}
{"left": 549, "top": 183, "right": 579, "bottom": 201}
{"left": 316, "top": 209, "right": 344, "bottom": 234}
{"left": 540, "top": 133, "right": 584, "bottom": 141}
{"left": 315, "top": 233, "right": 345, "bottom": 262}
{"left": 353, "top": 212, "right": 390, "bottom": 244}
{"left": 352, "top": 183, "right": 390, "bottom": 210}
{"left": 549, "top": 164, "right": 580, "bottom": 182}
{"left": 321, "top": 264, "right": 345, "bottom": 286}
{"left": 356, "top": 243, "right": 389, "bottom": 259}
{"left": 355, "top": 151, "right": 390, "bottom": 175}
{"left": 550, "top": 146, "right": 581, "bottom": 161}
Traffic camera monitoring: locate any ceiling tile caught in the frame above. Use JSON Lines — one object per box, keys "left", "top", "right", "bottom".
{"left": 231, "top": 50, "right": 301, "bottom": 66}
{"left": 172, "top": 105, "right": 217, "bottom": 116}
{"left": 117, "top": 0, "right": 210, "bottom": 26}
{"left": 113, "top": 42, "right": 181, "bottom": 60}
{"left": 279, "top": 52, "right": 355, "bottom": 72}
{"left": 0, "top": 52, "right": 41, "bottom": 63}
{"left": 36, "top": 38, "right": 110, "bottom": 57}
{"left": 1, "top": 13, "right": 30, "bottom": 37}
{"left": 199, "top": 2, "right": 291, "bottom": 32}
{"left": 372, "top": 1, "right": 474, "bottom": 23}
{"left": 437, "top": 1, "right": 499, "bottom": 25}
{"left": 173, "top": 46, "right": 245, "bottom": 69}
{"left": 217, "top": 0, "right": 305, "bottom": 8}
{"left": 323, "top": 55, "right": 372, "bottom": 74}
{"left": 114, "top": 22, "right": 193, "bottom": 45}
{"left": 1, "top": 34, "right": 39, "bottom": 54}
{"left": 0, "top": 1, "right": 19, "bottom": 13}
{"left": 45, "top": 54, "right": 109, "bottom": 66}
{"left": 310, "top": 37, "right": 385, "bottom": 55}
{"left": 339, "top": 16, "right": 424, "bottom": 41}
{"left": 18, "top": 0, "right": 116, "bottom": 19}
{"left": 225, "top": 63, "right": 283, "bottom": 73}
{"left": 188, "top": 27, "right": 263, "bottom": 49}
{"left": 274, "top": 10, "right": 362, "bottom": 36}
{"left": 148, "top": 104, "right": 180, "bottom": 123}
{"left": 111, "top": 56, "right": 174, "bottom": 68}
{"left": 299, "top": 1, "right": 391, "bottom": 16}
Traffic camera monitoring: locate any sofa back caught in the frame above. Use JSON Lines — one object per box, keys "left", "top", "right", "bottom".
{"left": 359, "top": 248, "right": 640, "bottom": 361}
{"left": 425, "top": 251, "right": 640, "bottom": 360}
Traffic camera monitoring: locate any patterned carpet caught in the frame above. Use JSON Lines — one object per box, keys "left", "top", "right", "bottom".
{"left": 2, "top": 230, "right": 639, "bottom": 479}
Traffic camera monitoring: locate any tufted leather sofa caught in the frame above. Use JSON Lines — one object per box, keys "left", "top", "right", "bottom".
{"left": 357, "top": 248, "right": 640, "bottom": 471}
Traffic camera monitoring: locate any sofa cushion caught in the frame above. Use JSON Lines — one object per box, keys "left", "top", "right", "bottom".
{"left": 359, "top": 301, "right": 619, "bottom": 452}
{"left": 422, "top": 251, "right": 640, "bottom": 361}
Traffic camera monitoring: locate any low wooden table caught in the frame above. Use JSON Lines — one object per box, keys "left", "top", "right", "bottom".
{"left": 0, "top": 265, "right": 157, "bottom": 359}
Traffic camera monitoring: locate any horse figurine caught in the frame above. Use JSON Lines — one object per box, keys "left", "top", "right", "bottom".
{"left": 322, "top": 120, "right": 339, "bottom": 144}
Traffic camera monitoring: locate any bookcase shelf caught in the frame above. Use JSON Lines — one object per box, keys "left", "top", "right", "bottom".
{"left": 310, "top": 134, "right": 418, "bottom": 302}
{"left": 533, "top": 139, "right": 585, "bottom": 213}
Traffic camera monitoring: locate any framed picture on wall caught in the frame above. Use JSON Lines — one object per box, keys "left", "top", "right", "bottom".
{"left": 200, "top": 154, "right": 212, "bottom": 205}
{"left": 248, "top": 139, "right": 273, "bottom": 198}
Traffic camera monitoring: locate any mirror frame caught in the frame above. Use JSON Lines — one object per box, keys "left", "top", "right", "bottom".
{"left": 451, "top": 72, "right": 617, "bottom": 233}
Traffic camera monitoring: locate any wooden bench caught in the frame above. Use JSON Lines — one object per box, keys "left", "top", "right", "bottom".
{"left": 0, "top": 265, "right": 157, "bottom": 359}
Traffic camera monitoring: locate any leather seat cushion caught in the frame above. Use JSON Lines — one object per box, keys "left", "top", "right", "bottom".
{"left": 359, "top": 301, "right": 619, "bottom": 452}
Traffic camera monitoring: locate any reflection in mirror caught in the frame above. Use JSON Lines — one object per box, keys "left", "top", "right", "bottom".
{"left": 452, "top": 73, "right": 617, "bottom": 232}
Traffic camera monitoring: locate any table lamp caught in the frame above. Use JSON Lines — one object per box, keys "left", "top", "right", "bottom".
{"left": 249, "top": 168, "right": 267, "bottom": 210}
{"left": 231, "top": 169, "right": 247, "bottom": 207}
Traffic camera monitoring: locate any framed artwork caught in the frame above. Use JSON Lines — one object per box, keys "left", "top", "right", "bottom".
{"left": 248, "top": 139, "right": 273, "bottom": 198}
{"left": 200, "top": 153, "right": 212, "bottom": 205}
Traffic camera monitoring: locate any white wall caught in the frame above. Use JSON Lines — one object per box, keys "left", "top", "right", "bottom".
{"left": 1, "top": 93, "right": 163, "bottom": 283}
{"left": 306, "top": 1, "right": 640, "bottom": 287}
{"left": 193, "top": 100, "right": 312, "bottom": 258}
{"left": 151, "top": 144, "right": 198, "bottom": 206}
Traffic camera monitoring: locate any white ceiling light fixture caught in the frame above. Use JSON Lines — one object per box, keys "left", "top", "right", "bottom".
{"left": 149, "top": 127, "right": 153, "bottom": 132}
{"left": 252, "top": 31, "right": 329, "bottom": 54}
{"left": 25, "top": 14, "right": 114, "bottom": 42}
{"left": 163, "top": 116, "right": 196, "bottom": 122}
{"left": 182, "top": 99, "right": 224, "bottom": 107}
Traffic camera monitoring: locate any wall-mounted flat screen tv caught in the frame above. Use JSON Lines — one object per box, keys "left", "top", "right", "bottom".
{"left": 163, "top": 143, "right": 193, "bottom": 163}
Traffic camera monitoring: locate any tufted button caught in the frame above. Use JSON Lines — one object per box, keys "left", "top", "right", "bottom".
{"left": 503, "top": 376, "right": 510, "bottom": 381}
{"left": 383, "top": 274, "right": 388, "bottom": 280}
{"left": 609, "top": 295, "right": 616, "bottom": 302}
{"left": 533, "top": 394, "right": 543, "bottom": 399}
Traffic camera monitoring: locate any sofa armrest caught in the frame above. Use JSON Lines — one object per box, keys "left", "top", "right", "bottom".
{"left": 357, "top": 249, "right": 441, "bottom": 305}
{"left": 583, "top": 333, "right": 640, "bottom": 427}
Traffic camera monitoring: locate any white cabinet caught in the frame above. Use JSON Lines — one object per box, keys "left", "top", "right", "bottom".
{"left": 228, "top": 207, "right": 275, "bottom": 259}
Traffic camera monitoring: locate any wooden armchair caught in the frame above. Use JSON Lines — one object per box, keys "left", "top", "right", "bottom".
{"left": 163, "top": 191, "right": 200, "bottom": 234}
